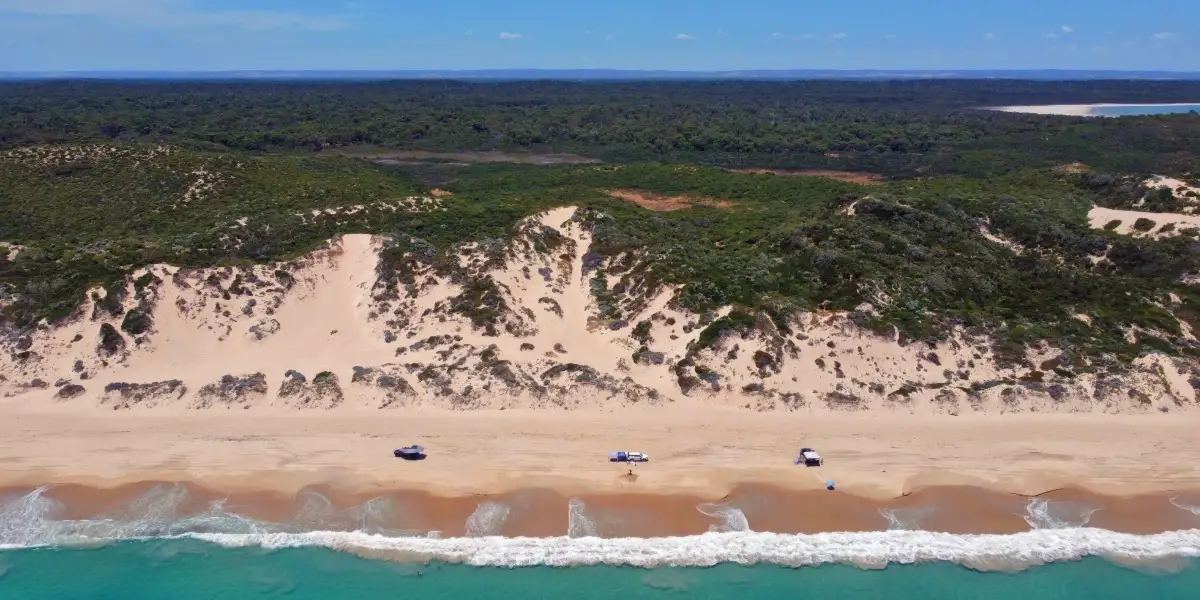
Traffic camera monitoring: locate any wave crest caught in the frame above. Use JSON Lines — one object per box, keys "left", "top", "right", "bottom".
{"left": 181, "top": 528, "right": 1200, "bottom": 570}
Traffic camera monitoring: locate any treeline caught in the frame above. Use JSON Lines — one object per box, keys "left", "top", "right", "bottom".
{"left": 2, "top": 80, "right": 1199, "bottom": 177}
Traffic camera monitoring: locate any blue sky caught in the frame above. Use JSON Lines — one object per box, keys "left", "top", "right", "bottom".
{"left": 0, "top": 0, "right": 1194, "bottom": 71}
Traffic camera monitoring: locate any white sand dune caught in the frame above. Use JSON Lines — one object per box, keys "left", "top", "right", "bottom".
{"left": 2, "top": 206, "right": 1197, "bottom": 416}
{"left": 1089, "top": 206, "right": 1200, "bottom": 238}
{"left": 988, "top": 103, "right": 1200, "bottom": 117}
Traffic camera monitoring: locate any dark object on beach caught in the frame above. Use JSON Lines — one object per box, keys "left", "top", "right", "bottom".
{"left": 796, "top": 447, "right": 824, "bottom": 467}
{"left": 394, "top": 445, "right": 426, "bottom": 460}
{"left": 826, "top": 480, "right": 836, "bottom": 491}
{"left": 609, "top": 451, "right": 649, "bottom": 463}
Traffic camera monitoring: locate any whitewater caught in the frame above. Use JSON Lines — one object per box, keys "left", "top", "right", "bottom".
{"left": 3, "top": 486, "right": 1200, "bottom": 571}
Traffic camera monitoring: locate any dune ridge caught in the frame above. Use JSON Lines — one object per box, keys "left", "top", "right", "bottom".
{"left": 2, "top": 206, "right": 1198, "bottom": 414}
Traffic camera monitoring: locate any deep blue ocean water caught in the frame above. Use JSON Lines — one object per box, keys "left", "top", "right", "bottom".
{"left": 1092, "top": 104, "right": 1200, "bottom": 116}
{"left": 2, "top": 540, "right": 1198, "bottom": 600}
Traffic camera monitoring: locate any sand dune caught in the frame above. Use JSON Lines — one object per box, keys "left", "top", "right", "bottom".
{"left": 1089, "top": 206, "right": 1200, "bottom": 238}
{"left": 2, "top": 206, "right": 1198, "bottom": 415}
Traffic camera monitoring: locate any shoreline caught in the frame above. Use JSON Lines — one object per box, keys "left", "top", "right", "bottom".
{"left": 987, "top": 102, "right": 1200, "bottom": 116}
{"left": 5, "top": 480, "right": 1200, "bottom": 539}
{"left": 1, "top": 408, "right": 1199, "bottom": 542}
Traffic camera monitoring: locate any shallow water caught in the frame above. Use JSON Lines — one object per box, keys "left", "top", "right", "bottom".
{"left": 1091, "top": 104, "right": 1200, "bottom": 117}
{"left": 3, "top": 485, "right": 1200, "bottom": 597}
{"left": 2, "top": 542, "right": 1198, "bottom": 600}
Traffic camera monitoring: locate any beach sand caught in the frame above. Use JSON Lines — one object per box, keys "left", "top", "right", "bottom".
{"left": 989, "top": 103, "right": 1200, "bottom": 117}
{"left": 2, "top": 407, "right": 1199, "bottom": 536}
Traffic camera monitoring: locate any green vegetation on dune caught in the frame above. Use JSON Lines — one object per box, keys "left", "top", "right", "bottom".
{"left": 2, "top": 80, "right": 1199, "bottom": 365}
{"left": 2, "top": 145, "right": 1197, "bottom": 364}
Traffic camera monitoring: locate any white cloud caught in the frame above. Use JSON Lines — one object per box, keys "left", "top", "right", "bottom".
{"left": 799, "top": 33, "right": 816, "bottom": 40}
{"left": 1043, "top": 32, "right": 1059, "bottom": 39}
{"left": 717, "top": 28, "right": 728, "bottom": 37}
{"left": 1152, "top": 32, "right": 1173, "bottom": 40}
{"left": 884, "top": 34, "right": 898, "bottom": 40}
{"left": 499, "top": 31, "right": 522, "bottom": 40}
{"left": 605, "top": 33, "right": 616, "bottom": 40}
{"left": 982, "top": 32, "right": 996, "bottom": 39}
{"left": 0, "top": 0, "right": 347, "bottom": 31}
{"left": 1061, "top": 25, "right": 1074, "bottom": 33}
{"left": 675, "top": 33, "right": 695, "bottom": 40}
{"left": 772, "top": 32, "right": 784, "bottom": 38}
{"left": 829, "top": 32, "right": 847, "bottom": 40}
{"left": 464, "top": 30, "right": 473, "bottom": 36}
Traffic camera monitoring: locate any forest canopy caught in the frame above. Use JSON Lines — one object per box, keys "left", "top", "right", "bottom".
{"left": 1, "top": 79, "right": 1199, "bottom": 364}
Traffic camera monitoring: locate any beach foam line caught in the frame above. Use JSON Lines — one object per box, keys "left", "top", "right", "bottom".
{"left": 178, "top": 528, "right": 1200, "bottom": 570}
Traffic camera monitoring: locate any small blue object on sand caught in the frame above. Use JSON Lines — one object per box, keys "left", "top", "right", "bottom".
{"left": 826, "top": 480, "right": 835, "bottom": 490}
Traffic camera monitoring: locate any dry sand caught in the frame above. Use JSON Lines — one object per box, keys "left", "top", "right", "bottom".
{"left": 2, "top": 407, "right": 1198, "bottom": 499}
{"left": 990, "top": 103, "right": 1200, "bottom": 117}
{"left": 989, "top": 105, "right": 1100, "bottom": 116}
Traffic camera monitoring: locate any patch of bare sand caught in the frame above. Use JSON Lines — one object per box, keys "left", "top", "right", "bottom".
{"left": 730, "top": 168, "right": 886, "bottom": 185}
{"left": 1053, "top": 162, "right": 1090, "bottom": 174}
{"left": 607, "top": 189, "right": 734, "bottom": 212}
{"left": 1089, "top": 205, "right": 1200, "bottom": 238}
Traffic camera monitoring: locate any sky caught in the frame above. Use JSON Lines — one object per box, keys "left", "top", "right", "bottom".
{"left": 0, "top": 0, "right": 1195, "bottom": 72}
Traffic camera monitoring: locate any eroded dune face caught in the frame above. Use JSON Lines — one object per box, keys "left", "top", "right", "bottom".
{"left": 2, "top": 206, "right": 1197, "bottom": 414}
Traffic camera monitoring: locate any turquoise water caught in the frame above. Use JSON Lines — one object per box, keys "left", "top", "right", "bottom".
{"left": 1, "top": 540, "right": 1198, "bottom": 600}
{"left": 1092, "top": 104, "right": 1200, "bottom": 117}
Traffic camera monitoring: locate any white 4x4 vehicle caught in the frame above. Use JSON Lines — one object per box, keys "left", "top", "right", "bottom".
{"left": 626, "top": 452, "right": 650, "bottom": 462}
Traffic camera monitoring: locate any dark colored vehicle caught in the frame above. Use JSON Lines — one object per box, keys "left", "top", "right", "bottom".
{"left": 394, "top": 445, "right": 426, "bottom": 460}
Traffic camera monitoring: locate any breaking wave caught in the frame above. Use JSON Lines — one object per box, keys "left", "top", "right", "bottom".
{"left": 180, "top": 529, "right": 1200, "bottom": 570}
{"left": 3, "top": 487, "right": 1200, "bottom": 570}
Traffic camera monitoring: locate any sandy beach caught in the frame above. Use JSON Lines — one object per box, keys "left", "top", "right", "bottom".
{"left": 989, "top": 103, "right": 1200, "bottom": 117}
{"left": 2, "top": 406, "right": 1200, "bottom": 537}
{"left": 3, "top": 206, "right": 1200, "bottom": 541}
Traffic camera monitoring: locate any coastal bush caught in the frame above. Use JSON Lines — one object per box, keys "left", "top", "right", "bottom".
{"left": 120, "top": 309, "right": 152, "bottom": 335}
{"left": 1133, "top": 218, "right": 1157, "bottom": 232}
{"left": 2, "top": 99, "right": 1199, "bottom": 363}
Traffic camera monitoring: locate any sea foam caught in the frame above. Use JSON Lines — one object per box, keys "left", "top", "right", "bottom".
{"left": 180, "top": 528, "right": 1200, "bottom": 570}
{"left": 4, "top": 487, "right": 1200, "bottom": 570}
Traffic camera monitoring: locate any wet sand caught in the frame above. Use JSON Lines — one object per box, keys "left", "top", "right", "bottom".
{"left": 3, "top": 408, "right": 1200, "bottom": 538}
{"left": 6, "top": 481, "right": 1199, "bottom": 537}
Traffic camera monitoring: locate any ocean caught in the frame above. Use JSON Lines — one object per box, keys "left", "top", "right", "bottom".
{"left": 3, "top": 542, "right": 1198, "bottom": 600}
{"left": 3, "top": 486, "right": 1200, "bottom": 599}
{"left": 1091, "top": 104, "right": 1200, "bottom": 117}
